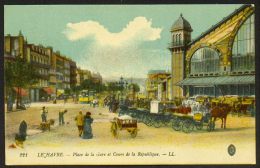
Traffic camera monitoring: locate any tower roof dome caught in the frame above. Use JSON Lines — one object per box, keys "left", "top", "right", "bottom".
{"left": 171, "top": 14, "right": 193, "bottom": 32}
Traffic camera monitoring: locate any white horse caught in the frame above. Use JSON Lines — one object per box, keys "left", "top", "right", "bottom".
{"left": 182, "top": 99, "right": 209, "bottom": 116}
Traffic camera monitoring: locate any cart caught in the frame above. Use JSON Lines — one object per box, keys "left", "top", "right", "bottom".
{"left": 110, "top": 117, "right": 138, "bottom": 138}
{"left": 171, "top": 112, "right": 211, "bottom": 133}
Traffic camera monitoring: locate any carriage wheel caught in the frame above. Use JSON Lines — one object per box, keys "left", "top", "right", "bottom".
{"left": 152, "top": 116, "right": 161, "bottom": 128}
{"left": 142, "top": 116, "right": 148, "bottom": 125}
{"left": 146, "top": 116, "right": 153, "bottom": 127}
{"left": 130, "top": 129, "right": 138, "bottom": 138}
{"left": 207, "top": 121, "right": 215, "bottom": 132}
{"left": 111, "top": 122, "right": 118, "bottom": 138}
{"left": 182, "top": 119, "right": 194, "bottom": 133}
{"left": 172, "top": 118, "right": 182, "bottom": 131}
{"left": 195, "top": 122, "right": 203, "bottom": 130}
{"left": 153, "top": 120, "right": 161, "bottom": 128}
{"left": 144, "top": 116, "right": 150, "bottom": 126}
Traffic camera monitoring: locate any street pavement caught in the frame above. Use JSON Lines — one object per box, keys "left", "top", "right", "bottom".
{"left": 5, "top": 101, "right": 256, "bottom": 164}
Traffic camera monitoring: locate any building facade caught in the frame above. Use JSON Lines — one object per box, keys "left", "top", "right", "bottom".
{"left": 145, "top": 70, "right": 171, "bottom": 100}
{"left": 76, "top": 68, "right": 92, "bottom": 86}
{"left": 4, "top": 32, "right": 85, "bottom": 101}
{"left": 26, "top": 44, "right": 52, "bottom": 101}
{"left": 70, "top": 60, "right": 77, "bottom": 89}
{"left": 91, "top": 72, "right": 102, "bottom": 84}
{"left": 169, "top": 5, "right": 255, "bottom": 98}
{"left": 4, "top": 31, "right": 26, "bottom": 59}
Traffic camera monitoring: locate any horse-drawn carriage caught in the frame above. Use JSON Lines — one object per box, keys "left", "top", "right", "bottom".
{"left": 120, "top": 99, "right": 211, "bottom": 133}
{"left": 171, "top": 112, "right": 211, "bottom": 133}
{"left": 170, "top": 100, "right": 212, "bottom": 133}
{"left": 110, "top": 115, "right": 138, "bottom": 138}
{"left": 119, "top": 94, "right": 252, "bottom": 133}
{"left": 210, "top": 95, "right": 255, "bottom": 116}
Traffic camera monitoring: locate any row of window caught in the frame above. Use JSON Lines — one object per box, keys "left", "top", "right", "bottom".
{"left": 38, "top": 79, "right": 48, "bottom": 87}
{"left": 64, "top": 77, "right": 70, "bottom": 82}
{"left": 55, "top": 75, "right": 70, "bottom": 82}
{"left": 232, "top": 54, "right": 255, "bottom": 71}
{"left": 64, "top": 69, "right": 70, "bottom": 75}
{"left": 232, "top": 14, "right": 255, "bottom": 72}
{"left": 64, "top": 62, "right": 70, "bottom": 68}
{"left": 39, "top": 68, "right": 48, "bottom": 75}
{"left": 31, "top": 46, "right": 50, "bottom": 56}
{"left": 190, "top": 47, "right": 220, "bottom": 73}
{"left": 190, "top": 14, "right": 255, "bottom": 74}
{"left": 172, "top": 33, "right": 182, "bottom": 45}
{"left": 31, "top": 52, "right": 49, "bottom": 65}
{"left": 56, "top": 75, "right": 64, "bottom": 81}
{"left": 191, "top": 59, "right": 219, "bottom": 73}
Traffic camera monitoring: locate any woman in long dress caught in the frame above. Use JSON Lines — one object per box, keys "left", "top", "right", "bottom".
{"left": 82, "top": 112, "right": 93, "bottom": 139}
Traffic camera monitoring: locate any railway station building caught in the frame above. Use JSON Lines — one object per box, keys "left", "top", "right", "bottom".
{"left": 168, "top": 4, "right": 255, "bottom": 98}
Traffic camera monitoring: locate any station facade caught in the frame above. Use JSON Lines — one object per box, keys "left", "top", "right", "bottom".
{"left": 168, "top": 4, "right": 255, "bottom": 98}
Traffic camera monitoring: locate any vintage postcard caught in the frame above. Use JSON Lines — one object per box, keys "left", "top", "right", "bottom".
{"left": 4, "top": 3, "right": 256, "bottom": 165}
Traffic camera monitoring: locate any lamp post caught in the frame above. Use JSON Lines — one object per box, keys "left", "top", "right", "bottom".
{"left": 117, "top": 76, "right": 128, "bottom": 103}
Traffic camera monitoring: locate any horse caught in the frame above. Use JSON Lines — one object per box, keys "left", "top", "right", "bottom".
{"left": 210, "top": 104, "right": 232, "bottom": 129}
{"left": 176, "top": 106, "right": 192, "bottom": 114}
{"left": 233, "top": 103, "right": 250, "bottom": 116}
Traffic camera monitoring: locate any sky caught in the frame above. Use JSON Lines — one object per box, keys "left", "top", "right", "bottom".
{"left": 4, "top": 4, "right": 243, "bottom": 79}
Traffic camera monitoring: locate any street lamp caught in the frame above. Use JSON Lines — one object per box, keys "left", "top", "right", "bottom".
{"left": 117, "top": 76, "right": 128, "bottom": 103}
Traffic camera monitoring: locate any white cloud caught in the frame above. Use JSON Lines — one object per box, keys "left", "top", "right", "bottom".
{"left": 64, "top": 17, "right": 162, "bottom": 47}
{"left": 63, "top": 17, "right": 170, "bottom": 79}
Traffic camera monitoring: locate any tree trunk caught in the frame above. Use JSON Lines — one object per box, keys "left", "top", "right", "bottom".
{"left": 16, "top": 87, "right": 22, "bottom": 109}
{"left": 16, "top": 87, "right": 19, "bottom": 109}
{"left": 19, "top": 87, "right": 22, "bottom": 106}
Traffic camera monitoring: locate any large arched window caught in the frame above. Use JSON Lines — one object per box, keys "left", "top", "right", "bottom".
{"left": 190, "top": 47, "right": 220, "bottom": 74}
{"left": 232, "top": 14, "right": 255, "bottom": 71}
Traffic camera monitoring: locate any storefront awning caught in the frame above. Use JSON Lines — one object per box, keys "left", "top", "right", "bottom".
{"left": 13, "top": 87, "right": 28, "bottom": 96}
{"left": 176, "top": 75, "right": 255, "bottom": 86}
{"left": 43, "top": 87, "right": 54, "bottom": 95}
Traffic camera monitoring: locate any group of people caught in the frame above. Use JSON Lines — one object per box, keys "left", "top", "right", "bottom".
{"left": 40, "top": 106, "right": 94, "bottom": 139}
{"left": 75, "top": 111, "right": 93, "bottom": 139}
{"left": 104, "top": 95, "right": 119, "bottom": 113}
{"left": 41, "top": 106, "right": 68, "bottom": 125}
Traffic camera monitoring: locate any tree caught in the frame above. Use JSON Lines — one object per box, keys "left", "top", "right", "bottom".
{"left": 80, "top": 79, "right": 94, "bottom": 97}
{"left": 128, "top": 83, "right": 140, "bottom": 101}
{"left": 4, "top": 57, "right": 40, "bottom": 109}
{"left": 71, "top": 85, "right": 82, "bottom": 95}
{"left": 107, "top": 82, "right": 121, "bottom": 94}
{"left": 64, "top": 88, "right": 71, "bottom": 95}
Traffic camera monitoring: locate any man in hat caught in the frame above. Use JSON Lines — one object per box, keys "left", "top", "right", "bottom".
{"left": 41, "top": 106, "right": 48, "bottom": 122}
{"left": 59, "top": 109, "right": 67, "bottom": 125}
{"left": 82, "top": 112, "right": 93, "bottom": 139}
{"left": 75, "top": 111, "right": 84, "bottom": 137}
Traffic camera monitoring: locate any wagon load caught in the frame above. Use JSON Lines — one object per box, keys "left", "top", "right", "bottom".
{"left": 110, "top": 116, "right": 138, "bottom": 138}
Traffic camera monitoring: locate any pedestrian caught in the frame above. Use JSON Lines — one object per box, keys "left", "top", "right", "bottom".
{"left": 75, "top": 111, "right": 84, "bottom": 137}
{"left": 41, "top": 106, "right": 48, "bottom": 122}
{"left": 64, "top": 96, "right": 67, "bottom": 104}
{"left": 19, "top": 120, "right": 27, "bottom": 139}
{"left": 93, "top": 99, "right": 98, "bottom": 108}
{"left": 14, "top": 120, "right": 27, "bottom": 148}
{"left": 7, "top": 96, "right": 13, "bottom": 111}
{"left": 59, "top": 109, "right": 67, "bottom": 125}
{"left": 108, "top": 100, "right": 113, "bottom": 112}
{"left": 53, "top": 97, "right": 57, "bottom": 104}
{"left": 82, "top": 112, "right": 93, "bottom": 139}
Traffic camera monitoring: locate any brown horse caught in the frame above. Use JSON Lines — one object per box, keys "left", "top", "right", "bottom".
{"left": 210, "top": 104, "right": 232, "bottom": 129}
{"left": 176, "top": 106, "right": 192, "bottom": 114}
{"left": 233, "top": 103, "right": 250, "bottom": 116}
